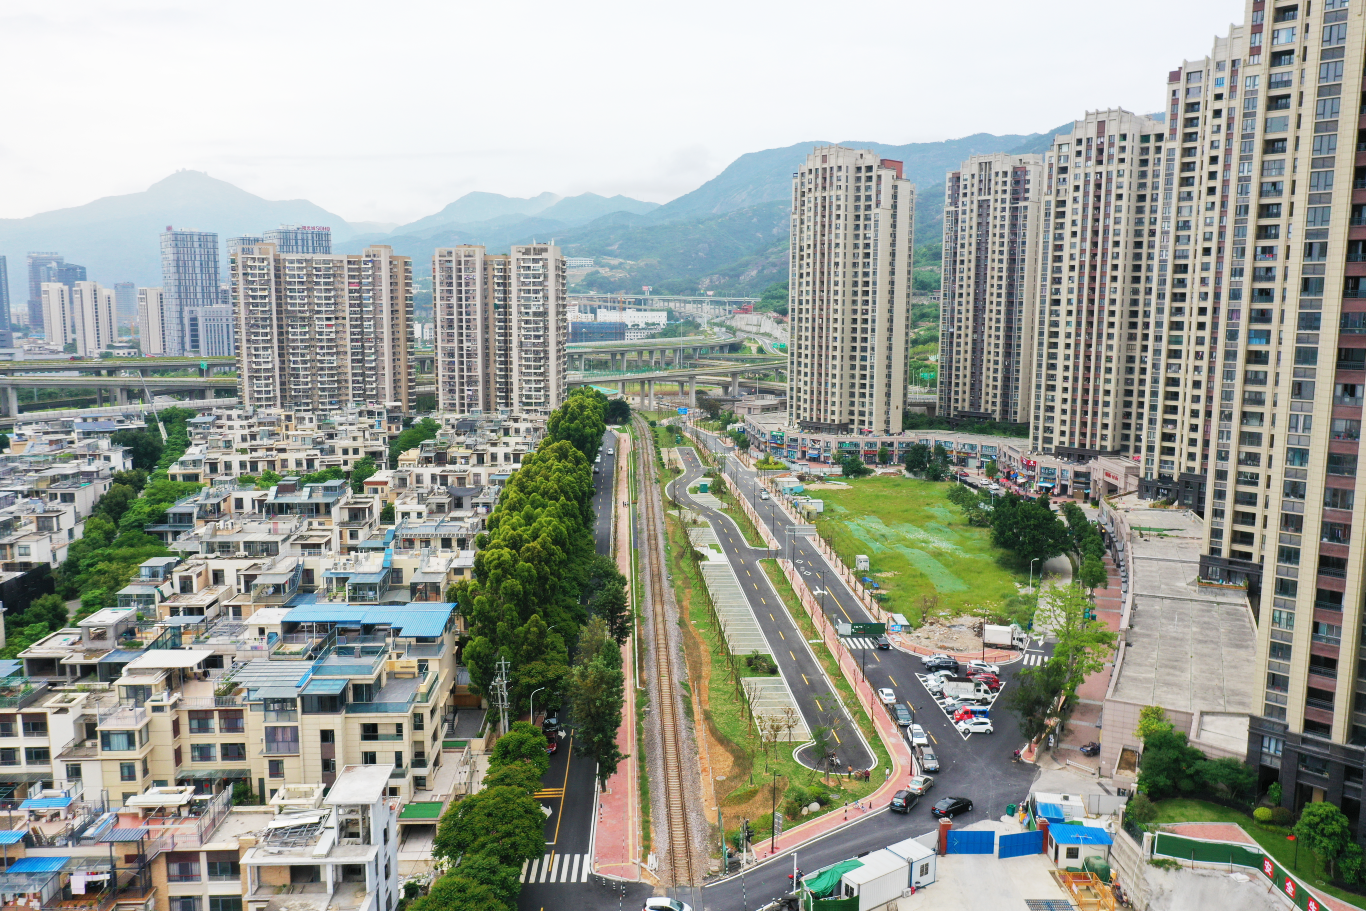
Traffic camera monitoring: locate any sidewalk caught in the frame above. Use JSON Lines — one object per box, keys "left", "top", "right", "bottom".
{"left": 593, "top": 429, "right": 641, "bottom": 882}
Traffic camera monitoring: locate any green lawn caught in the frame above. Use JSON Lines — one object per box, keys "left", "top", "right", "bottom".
{"left": 1152, "top": 799, "right": 1366, "bottom": 909}
{"left": 811, "top": 476, "right": 1025, "bottom": 626}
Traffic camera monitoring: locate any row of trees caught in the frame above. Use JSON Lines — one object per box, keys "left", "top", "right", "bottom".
{"left": 1060, "top": 502, "right": 1109, "bottom": 592}
{"left": 453, "top": 388, "right": 630, "bottom": 789}
{"left": 902, "top": 442, "right": 952, "bottom": 480}
{"left": 425, "top": 722, "right": 557, "bottom": 911}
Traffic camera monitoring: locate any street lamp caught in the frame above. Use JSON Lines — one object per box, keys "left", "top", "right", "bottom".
{"left": 529, "top": 686, "right": 546, "bottom": 727}
{"left": 1029, "top": 558, "right": 1041, "bottom": 593}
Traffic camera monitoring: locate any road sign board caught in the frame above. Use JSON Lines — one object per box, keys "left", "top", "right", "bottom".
{"left": 850, "top": 622, "right": 885, "bottom": 636}
{"left": 888, "top": 624, "right": 902, "bottom": 633}
{"left": 677, "top": 407, "right": 689, "bottom": 415}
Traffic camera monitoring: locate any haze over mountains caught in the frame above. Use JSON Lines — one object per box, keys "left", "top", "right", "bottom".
{"left": 0, "top": 125, "right": 1070, "bottom": 303}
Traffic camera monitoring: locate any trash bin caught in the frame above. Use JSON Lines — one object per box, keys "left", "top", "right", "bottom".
{"left": 1007, "top": 804, "right": 1017, "bottom": 816}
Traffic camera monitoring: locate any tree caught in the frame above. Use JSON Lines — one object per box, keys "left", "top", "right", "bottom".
{"left": 841, "top": 455, "right": 871, "bottom": 478}
{"left": 491, "top": 722, "right": 551, "bottom": 779}
{"left": 1195, "top": 756, "right": 1256, "bottom": 802}
{"left": 991, "top": 495, "right": 1071, "bottom": 569}
{"left": 0, "top": 433, "right": 9, "bottom": 452}
{"left": 110, "top": 429, "right": 164, "bottom": 471}
{"left": 696, "top": 393, "right": 725, "bottom": 420}
{"left": 1042, "top": 584, "right": 1116, "bottom": 698}
{"left": 727, "top": 429, "right": 750, "bottom": 451}
{"left": 434, "top": 785, "right": 546, "bottom": 867}
{"left": 380, "top": 504, "right": 395, "bottom": 524}
{"left": 389, "top": 417, "right": 441, "bottom": 468}
{"left": 1296, "top": 801, "right": 1355, "bottom": 878}
{"left": 409, "top": 869, "right": 510, "bottom": 911}
{"left": 877, "top": 446, "right": 892, "bottom": 465}
{"left": 903, "top": 443, "right": 931, "bottom": 473}
{"left": 1079, "top": 555, "right": 1108, "bottom": 592}
{"left": 592, "top": 577, "right": 631, "bottom": 644}
{"left": 349, "top": 456, "right": 378, "bottom": 493}
{"left": 984, "top": 459, "right": 998, "bottom": 479}
{"left": 604, "top": 399, "right": 631, "bottom": 424}
{"left": 1005, "top": 657, "right": 1069, "bottom": 742}
{"left": 1135, "top": 705, "right": 1172, "bottom": 741}
{"left": 1136, "top": 728, "right": 1206, "bottom": 799}
{"left": 94, "top": 484, "right": 138, "bottom": 525}
{"left": 567, "top": 622, "right": 626, "bottom": 790}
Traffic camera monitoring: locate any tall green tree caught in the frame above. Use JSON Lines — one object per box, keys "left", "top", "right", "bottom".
{"left": 592, "top": 577, "right": 632, "bottom": 644}
{"left": 1005, "top": 657, "right": 1069, "bottom": 742}
{"left": 991, "top": 495, "right": 1071, "bottom": 569}
{"left": 1295, "top": 802, "right": 1355, "bottom": 879}
{"left": 110, "top": 429, "right": 164, "bottom": 471}
{"left": 349, "top": 456, "right": 378, "bottom": 493}
{"left": 389, "top": 417, "right": 441, "bottom": 467}
{"left": 1042, "top": 583, "right": 1116, "bottom": 698}
{"left": 902, "top": 442, "right": 931, "bottom": 473}
{"left": 1079, "top": 554, "right": 1108, "bottom": 592}
{"left": 567, "top": 619, "right": 626, "bottom": 790}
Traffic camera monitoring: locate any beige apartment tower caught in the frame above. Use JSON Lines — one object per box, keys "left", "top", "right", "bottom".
{"left": 137, "top": 287, "right": 170, "bottom": 356}
{"left": 787, "top": 145, "right": 915, "bottom": 434}
{"left": 232, "top": 243, "right": 414, "bottom": 412}
{"left": 1029, "top": 109, "right": 1164, "bottom": 459}
{"left": 42, "top": 280, "right": 118, "bottom": 356}
{"left": 940, "top": 153, "right": 1045, "bottom": 424}
{"left": 432, "top": 244, "right": 568, "bottom": 413}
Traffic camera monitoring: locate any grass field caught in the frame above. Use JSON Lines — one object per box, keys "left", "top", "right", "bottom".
{"left": 1151, "top": 799, "right": 1366, "bottom": 908}
{"left": 811, "top": 476, "right": 1026, "bottom": 626}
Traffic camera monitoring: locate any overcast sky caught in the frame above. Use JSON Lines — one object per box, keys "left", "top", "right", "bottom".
{"left": 2, "top": 0, "right": 1243, "bottom": 225}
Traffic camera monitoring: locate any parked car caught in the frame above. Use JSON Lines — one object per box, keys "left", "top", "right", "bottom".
{"left": 545, "top": 733, "right": 559, "bottom": 755}
{"left": 909, "top": 724, "right": 929, "bottom": 747}
{"left": 643, "top": 899, "right": 692, "bottom": 911}
{"left": 607, "top": 448, "right": 614, "bottom": 455}
{"left": 955, "top": 717, "right": 995, "bottom": 735}
{"left": 875, "top": 635, "right": 891, "bottom": 650}
{"left": 930, "top": 796, "right": 973, "bottom": 819}
{"left": 878, "top": 688, "right": 897, "bottom": 705}
{"left": 953, "top": 705, "right": 990, "bottom": 723}
{"left": 1080, "top": 742, "right": 1101, "bottom": 756}
{"left": 542, "top": 714, "right": 560, "bottom": 734}
{"left": 922, "top": 653, "right": 956, "bottom": 668}
{"left": 906, "top": 775, "right": 934, "bottom": 796}
{"left": 919, "top": 747, "right": 940, "bottom": 773}
{"left": 889, "top": 789, "right": 918, "bottom": 814}
{"left": 966, "top": 660, "right": 1000, "bottom": 676}
{"left": 893, "top": 703, "right": 913, "bottom": 727}
{"left": 969, "top": 673, "right": 1002, "bottom": 690}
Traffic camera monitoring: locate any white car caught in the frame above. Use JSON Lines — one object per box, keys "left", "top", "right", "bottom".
{"left": 956, "top": 717, "right": 995, "bottom": 735}
{"left": 878, "top": 688, "right": 897, "bottom": 705}
{"left": 910, "top": 724, "right": 929, "bottom": 746}
{"left": 643, "top": 899, "right": 692, "bottom": 911}
{"left": 966, "top": 660, "right": 1000, "bottom": 676}
{"left": 607, "top": 448, "right": 614, "bottom": 455}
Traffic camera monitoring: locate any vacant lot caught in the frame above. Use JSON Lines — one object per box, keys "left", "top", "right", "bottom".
{"left": 811, "top": 476, "right": 1024, "bottom": 626}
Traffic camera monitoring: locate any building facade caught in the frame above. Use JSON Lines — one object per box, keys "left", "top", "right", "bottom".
{"left": 161, "top": 229, "right": 221, "bottom": 356}
{"left": 940, "top": 153, "right": 1045, "bottom": 424}
{"left": 113, "top": 281, "right": 137, "bottom": 331}
{"left": 232, "top": 244, "right": 414, "bottom": 411}
{"left": 26, "top": 254, "right": 85, "bottom": 334}
{"left": 0, "top": 255, "right": 10, "bottom": 345}
{"left": 1029, "top": 110, "right": 1166, "bottom": 461}
{"left": 787, "top": 146, "right": 915, "bottom": 434}
{"left": 138, "top": 288, "right": 170, "bottom": 356}
{"left": 263, "top": 225, "right": 331, "bottom": 255}
{"left": 432, "top": 244, "right": 568, "bottom": 413}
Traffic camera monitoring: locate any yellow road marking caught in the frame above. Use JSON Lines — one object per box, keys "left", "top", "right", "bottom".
{"left": 802, "top": 674, "right": 810, "bottom": 685}
{"left": 769, "top": 613, "right": 775, "bottom": 622}
{"left": 790, "top": 650, "right": 797, "bottom": 662}
{"left": 778, "top": 630, "right": 785, "bottom": 640}
{"left": 549, "top": 734, "right": 573, "bottom": 845}
{"left": 929, "top": 734, "right": 938, "bottom": 745}
{"left": 888, "top": 676, "right": 898, "bottom": 687}
{"left": 833, "top": 731, "right": 842, "bottom": 744}
{"left": 761, "top": 597, "right": 767, "bottom": 605}
{"left": 747, "top": 569, "right": 752, "bottom": 576}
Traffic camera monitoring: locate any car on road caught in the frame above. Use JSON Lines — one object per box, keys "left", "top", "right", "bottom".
{"left": 955, "top": 717, "right": 995, "bottom": 735}
{"left": 759, "top": 490, "right": 770, "bottom": 500}
{"left": 893, "top": 703, "right": 913, "bottom": 727}
{"left": 919, "top": 747, "right": 940, "bottom": 772}
{"left": 930, "top": 796, "right": 973, "bottom": 819}
{"left": 607, "top": 448, "right": 614, "bottom": 455}
{"left": 906, "top": 775, "right": 934, "bottom": 796}
{"left": 878, "top": 688, "right": 897, "bottom": 705}
{"left": 542, "top": 714, "right": 560, "bottom": 734}
{"left": 966, "top": 660, "right": 1000, "bottom": 676}
{"left": 923, "top": 655, "right": 959, "bottom": 673}
{"left": 545, "top": 732, "right": 559, "bottom": 755}
{"left": 889, "top": 789, "right": 918, "bottom": 814}
{"left": 909, "top": 724, "right": 928, "bottom": 747}
{"left": 876, "top": 635, "right": 891, "bottom": 650}
{"left": 643, "top": 899, "right": 692, "bottom": 911}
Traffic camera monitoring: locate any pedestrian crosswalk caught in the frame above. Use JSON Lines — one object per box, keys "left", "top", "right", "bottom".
{"left": 842, "top": 636, "right": 881, "bottom": 651}
{"left": 520, "top": 852, "right": 593, "bottom": 884}
{"left": 1021, "top": 653, "right": 1045, "bottom": 666}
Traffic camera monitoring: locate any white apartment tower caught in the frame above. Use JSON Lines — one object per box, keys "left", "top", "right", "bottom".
{"left": 42, "top": 280, "right": 117, "bottom": 356}
{"left": 1029, "top": 109, "right": 1164, "bottom": 459}
{"left": 232, "top": 243, "right": 414, "bottom": 411}
{"left": 432, "top": 244, "right": 568, "bottom": 413}
{"left": 137, "top": 288, "right": 169, "bottom": 356}
{"left": 940, "top": 153, "right": 1045, "bottom": 423}
{"left": 788, "top": 146, "right": 915, "bottom": 434}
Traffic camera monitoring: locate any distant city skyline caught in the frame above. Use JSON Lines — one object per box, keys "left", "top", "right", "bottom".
{"left": 0, "top": 1, "right": 1243, "bottom": 224}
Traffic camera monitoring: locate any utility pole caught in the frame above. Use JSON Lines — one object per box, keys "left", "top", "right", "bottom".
{"left": 492, "top": 656, "right": 512, "bottom": 736}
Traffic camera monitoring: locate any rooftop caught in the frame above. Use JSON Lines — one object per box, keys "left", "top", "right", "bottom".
{"left": 326, "top": 765, "right": 393, "bottom": 805}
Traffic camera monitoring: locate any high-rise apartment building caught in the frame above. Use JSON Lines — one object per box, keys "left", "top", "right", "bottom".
{"left": 1165, "top": 0, "right": 1366, "bottom": 835}
{"left": 787, "top": 146, "right": 915, "bottom": 434}
{"left": 0, "top": 255, "right": 11, "bottom": 345}
{"left": 26, "top": 253, "right": 85, "bottom": 333}
{"left": 113, "top": 281, "right": 137, "bottom": 330}
{"left": 265, "top": 225, "right": 332, "bottom": 254}
{"left": 41, "top": 280, "right": 116, "bottom": 356}
{"left": 1028, "top": 110, "right": 1165, "bottom": 460}
{"left": 432, "top": 244, "right": 568, "bottom": 413}
{"left": 233, "top": 243, "right": 414, "bottom": 411}
{"left": 940, "top": 153, "right": 1045, "bottom": 423}
{"left": 137, "top": 288, "right": 170, "bottom": 356}
{"left": 160, "top": 228, "right": 220, "bottom": 356}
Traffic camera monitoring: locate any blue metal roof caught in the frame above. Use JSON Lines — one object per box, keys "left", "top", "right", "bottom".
{"left": 301, "top": 677, "right": 349, "bottom": 695}
{"left": 0, "top": 830, "right": 25, "bottom": 844}
{"left": 1036, "top": 802, "right": 1066, "bottom": 822}
{"left": 18, "top": 797, "right": 71, "bottom": 810}
{"left": 282, "top": 604, "right": 454, "bottom": 638}
{"left": 6, "top": 857, "right": 68, "bottom": 872}
{"left": 1049, "top": 826, "right": 1113, "bottom": 846}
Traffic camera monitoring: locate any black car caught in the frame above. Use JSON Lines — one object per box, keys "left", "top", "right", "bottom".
{"left": 930, "top": 796, "right": 973, "bottom": 819}
{"left": 923, "top": 656, "right": 959, "bottom": 673}
{"left": 890, "top": 789, "right": 918, "bottom": 813}
{"left": 542, "top": 714, "right": 560, "bottom": 734}
{"left": 893, "top": 703, "right": 913, "bottom": 727}
{"left": 875, "top": 635, "right": 891, "bottom": 650}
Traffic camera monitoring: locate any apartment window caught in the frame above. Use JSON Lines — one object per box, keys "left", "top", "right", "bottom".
{"left": 191, "top": 744, "right": 216, "bottom": 763}
{"left": 170, "top": 898, "right": 201, "bottom": 911}
{"left": 119, "top": 762, "right": 136, "bottom": 782}
{"left": 321, "top": 758, "right": 336, "bottom": 773}
{"left": 65, "top": 763, "right": 81, "bottom": 780}
{"left": 221, "top": 743, "right": 246, "bottom": 763}
{"left": 208, "top": 898, "right": 242, "bottom": 911}
{"left": 167, "top": 854, "right": 201, "bottom": 883}
{"left": 1262, "top": 736, "right": 1284, "bottom": 757}
{"left": 219, "top": 711, "right": 244, "bottom": 733}
{"left": 267, "top": 760, "right": 285, "bottom": 778}
{"left": 264, "top": 726, "right": 299, "bottom": 754}
{"left": 319, "top": 729, "right": 335, "bottom": 744}
{"left": 21, "top": 716, "right": 47, "bottom": 737}
{"left": 362, "top": 751, "right": 377, "bottom": 765}
{"left": 23, "top": 748, "right": 48, "bottom": 765}
{"left": 206, "top": 854, "right": 240, "bottom": 881}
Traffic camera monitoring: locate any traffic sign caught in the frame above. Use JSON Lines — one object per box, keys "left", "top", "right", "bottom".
{"left": 677, "top": 407, "right": 689, "bottom": 415}
{"left": 850, "top": 622, "right": 885, "bottom": 636}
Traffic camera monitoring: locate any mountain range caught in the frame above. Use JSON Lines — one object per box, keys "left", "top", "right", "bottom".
{"left": 0, "top": 125, "right": 1072, "bottom": 306}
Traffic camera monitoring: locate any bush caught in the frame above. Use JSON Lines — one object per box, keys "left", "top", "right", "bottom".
{"left": 1253, "top": 806, "right": 1273, "bottom": 824}
{"left": 1271, "top": 806, "right": 1293, "bottom": 827}
{"left": 1127, "top": 792, "right": 1158, "bottom": 826}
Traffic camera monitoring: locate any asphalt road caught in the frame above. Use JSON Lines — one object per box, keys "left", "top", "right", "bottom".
{"left": 688, "top": 428, "right": 1042, "bottom": 910}
{"left": 518, "top": 431, "right": 654, "bottom": 911}
{"left": 668, "top": 445, "right": 874, "bottom": 773}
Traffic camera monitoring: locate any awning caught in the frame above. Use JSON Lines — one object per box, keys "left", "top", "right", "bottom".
{"left": 0, "top": 830, "right": 25, "bottom": 845}
{"left": 5, "top": 857, "right": 67, "bottom": 873}
{"left": 1036, "top": 482, "right": 1055, "bottom": 488}
{"left": 0, "top": 772, "right": 60, "bottom": 783}
{"left": 176, "top": 768, "right": 249, "bottom": 780}
{"left": 301, "top": 677, "right": 349, "bottom": 696}
{"left": 100, "top": 828, "right": 150, "bottom": 843}
{"left": 246, "top": 686, "right": 300, "bottom": 700}
{"left": 17, "top": 797, "right": 71, "bottom": 810}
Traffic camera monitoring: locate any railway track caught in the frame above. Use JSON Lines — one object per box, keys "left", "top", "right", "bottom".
{"left": 633, "top": 415, "right": 699, "bottom": 889}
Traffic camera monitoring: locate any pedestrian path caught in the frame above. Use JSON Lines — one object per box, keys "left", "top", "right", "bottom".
{"left": 1020, "top": 653, "right": 1047, "bottom": 667}
{"left": 520, "top": 852, "right": 594, "bottom": 884}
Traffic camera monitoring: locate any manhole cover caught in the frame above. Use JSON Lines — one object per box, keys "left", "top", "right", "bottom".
{"left": 715, "top": 775, "right": 726, "bottom": 781}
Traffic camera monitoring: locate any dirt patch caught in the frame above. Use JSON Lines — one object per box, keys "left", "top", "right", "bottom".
{"left": 901, "top": 613, "right": 986, "bottom": 652}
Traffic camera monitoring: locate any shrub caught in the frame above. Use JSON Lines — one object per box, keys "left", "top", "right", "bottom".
{"left": 1253, "top": 807, "right": 1273, "bottom": 824}
{"left": 1271, "top": 806, "right": 1293, "bottom": 827}
{"left": 1127, "top": 792, "right": 1158, "bottom": 826}
{"left": 1149, "top": 858, "right": 1181, "bottom": 871}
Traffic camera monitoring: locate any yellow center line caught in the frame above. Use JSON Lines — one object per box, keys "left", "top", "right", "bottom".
{"left": 761, "top": 597, "right": 767, "bottom": 605}
{"left": 872, "top": 653, "right": 880, "bottom": 663}
{"left": 833, "top": 731, "right": 842, "bottom": 744}
{"left": 790, "top": 650, "right": 797, "bottom": 662}
{"left": 802, "top": 674, "right": 810, "bottom": 685}
{"left": 929, "top": 734, "right": 938, "bottom": 744}
{"left": 888, "top": 676, "right": 898, "bottom": 687}
{"left": 548, "top": 734, "right": 573, "bottom": 845}
{"left": 769, "top": 613, "right": 775, "bottom": 622}
{"left": 778, "top": 630, "right": 785, "bottom": 640}
{"left": 747, "top": 569, "right": 752, "bottom": 576}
